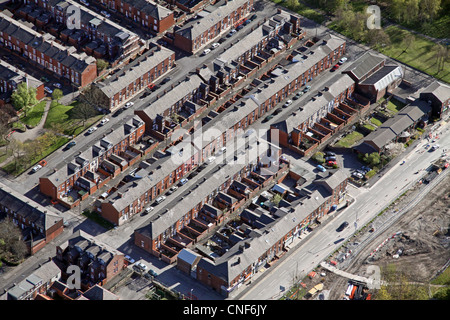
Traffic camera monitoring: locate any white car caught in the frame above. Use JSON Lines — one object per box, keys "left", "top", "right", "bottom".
{"left": 32, "top": 164, "right": 42, "bottom": 173}
{"left": 44, "top": 87, "right": 53, "bottom": 94}
{"left": 207, "top": 156, "right": 216, "bottom": 163}
{"left": 100, "top": 118, "right": 109, "bottom": 125}
{"left": 283, "top": 99, "right": 292, "bottom": 107}
{"left": 133, "top": 262, "right": 147, "bottom": 272}
{"left": 203, "top": 49, "right": 211, "bottom": 56}
{"left": 53, "top": 83, "right": 62, "bottom": 88}
{"left": 211, "top": 43, "right": 220, "bottom": 49}
{"left": 339, "top": 57, "right": 348, "bottom": 64}
{"left": 101, "top": 10, "right": 110, "bottom": 18}
{"left": 124, "top": 102, "right": 134, "bottom": 109}
{"left": 155, "top": 196, "right": 166, "bottom": 204}
{"left": 87, "top": 126, "right": 97, "bottom": 134}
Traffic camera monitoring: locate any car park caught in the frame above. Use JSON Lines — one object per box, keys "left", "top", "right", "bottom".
{"left": 336, "top": 221, "right": 349, "bottom": 232}
{"left": 316, "top": 165, "right": 326, "bottom": 172}
{"left": 87, "top": 126, "right": 97, "bottom": 134}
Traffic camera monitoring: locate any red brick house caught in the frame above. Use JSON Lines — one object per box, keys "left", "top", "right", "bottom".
{"left": 0, "top": 12, "right": 97, "bottom": 88}
{"left": 173, "top": 0, "right": 254, "bottom": 54}
{"left": 0, "top": 182, "right": 64, "bottom": 255}
{"left": 99, "top": 0, "right": 175, "bottom": 34}
{"left": 0, "top": 59, "right": 45, "bottom": 102}
{"left": 39, "top": 117, "right": 145, "bottom": 208}
{"left": 56, "top": 230, "right": 125, "bottom": 287}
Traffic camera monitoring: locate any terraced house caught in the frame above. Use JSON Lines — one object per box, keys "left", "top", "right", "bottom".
{"left": 0, "top": 58, "right": 45, "bottom": 102}
{"left": 93, "top": 44, "right": 175, "bottom": 110}
{"left": 22, "top": 0, "right": 143, "bottom": 63}
{"left": 39, "top": 117, "right": 146, "bottom": 208}
{"left": 0, "top": 182, "right": 64, "bottom": 255}
{"left": 56, "top": 230, "right": 125, "bottom": 287}
{"left": 174, "top": 0, "right": 254, "bottom": 53}
{"left": 0, "top": 12, "right": 97, "bottom": 88}
{"left": 99, "top": 0, "right": 175, "bottom": 34}
{"left": 176, "top": 169, "right": 348, "bottom": 296}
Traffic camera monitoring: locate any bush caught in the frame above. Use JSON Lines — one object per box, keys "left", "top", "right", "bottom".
{"left": 312, "top": 151, "right": 325, "bottom": 163}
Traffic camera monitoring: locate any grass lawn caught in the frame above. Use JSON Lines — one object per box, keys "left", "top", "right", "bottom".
{"left": 2, "top": 135, "right": 69, "bottom": 176}
{"left": 334, "top": 130, "right": 364, "bottom": 148}
{"left": 271, "top": 0, "right": 326, "bottom": 24}
{"left": 363, "top": 124, "right": 376, "bottom": 131}
{"left": 44, "top": 101, "right": 102, "bottom": 136}
{"left": 370, "top": 117, "right": 383, "bottom": 127}
{"left": 21, "top": 100, "right": 47, "bottom": 127}
{"left": 379, "top": 25, "right": 450, "bottom": 84}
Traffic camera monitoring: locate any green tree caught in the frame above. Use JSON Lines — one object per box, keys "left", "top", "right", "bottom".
{"left": 97, "top": 59, "right": 110, "bottom": 73}
{"left": 11, "top": 83, "right": 38, "bottom": 117}
{"left": 272, "top": 194, "right": 283, "bottom": 206}
{"left": 419, "top": 0, "right": 441, "bottom": 22}
{"left": 52, "top": 88, "right": 63, "bottom": 102}
{"left": 363, "top": 152, "right": 381, "bottom": 166}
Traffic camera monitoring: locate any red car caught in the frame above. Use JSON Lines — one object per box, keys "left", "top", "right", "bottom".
{"left": 331, "top": 64, "right": 339, "bottom": 71}
{"left": 327, "top": 160, "right": 337, "bottom": 166}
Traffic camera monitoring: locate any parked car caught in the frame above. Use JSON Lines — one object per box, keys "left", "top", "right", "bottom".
{"left": 178, "top": 178, "right": 188, "bottom": 186}
{"left": 65, "top": 141, "right": 76, "bottom": 150}
{"left": 303, "top": 85, "right": 311, "bottom": 93}
{"left": 202, "top": 48, "right": 211, "bottom": 56}
{"left": 112, "top": 108, "right": 124, "bottom": 117}
{"left": 325, "top": 151, "right": 336, "bottom": 157}
{"left": 100, "top": 118, "right": 109, "bottom": 125}
{"left": 262, "top": 115, "right": 274, "bottom": 123}
{"left": 161, "top": 77, "right": 171, "bottom": 84}
{"left": 142, "top": 206, "right": 154, "bottom": 215}
{"left": 44, "top": 87, "right": 53, "bottom": 94}
{"left": 283, "top": 100, "right": 293, "bottom": 108}
{"left": 155, "top": 196, "right": 166, "bottom": 204}
{"left": 167, "top": 186, "right": 178, "bottom": 194}
{"left": 207, "top": 156, "right": 216, "bottom": 163}
{"left": 100, "top": 10, "right": 110, "bottom": 18}
{"left": 293, "top": 91, "right": 304, "bottom": 100}
{"left": 325, "top": 156, "right": 336, "bottom": 161}
{"left": 87, "top": 126, "right": 97, "bottom": 134}
{"left": 336, "top": 221, "right": 349, "bottom": 232}
{"left": 124, "top": 101, "right": 134, "bottom": 109}
{"left": 331, "top": 64, "right": 340, "bottom": 71}
{"left": 316, "top": 164, "right": 326, "bottom": 172}
{"left": 250, "top": 14, "right": 257, "bottom": 21}
{"left": 124, "top": 255, "right": 135, "bottom": 264}
{"left": 431, "top": 144, "right": 440, "bottom": 151}
{"left": 133, "top": 262, "right": 147, "bottom": 273}
{"left": 227, "top": 29, "right": 237, "bottom": 37}
{"left": 339, "top": 57, "right": 348, "bottom": 64}
{"left": 326, "top": 160, "right": 337, "bottom": 166}
{"left": 273, "top": 108, "right": 283, "bottom": 115}
{"left": 53, "top": 83, "right": 62, "bottom": 88}
{"left": 31, "top": 164, "right": 43, "bottom": 173}
{"left": 211, "top": 43, "right": 220, "bottom": 49}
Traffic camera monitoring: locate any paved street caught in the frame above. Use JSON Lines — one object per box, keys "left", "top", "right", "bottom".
{"left": 231, "top": 119, "right": 450, "bottom": 300}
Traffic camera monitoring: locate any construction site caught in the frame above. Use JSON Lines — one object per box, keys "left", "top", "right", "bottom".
{"left": 288, "top": 162, "right": 450, "bottom": 300}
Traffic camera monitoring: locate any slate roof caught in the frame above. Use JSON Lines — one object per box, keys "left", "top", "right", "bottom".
{"left": 421, "top": 80, "right": 450, "bottom": 104}
{"left": 344, "top": 52, "right": 385, "bottom": 81}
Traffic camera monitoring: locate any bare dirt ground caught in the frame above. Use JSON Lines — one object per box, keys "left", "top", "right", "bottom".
{"left": 304, "top": 173, "right": 450, "bottom": 300}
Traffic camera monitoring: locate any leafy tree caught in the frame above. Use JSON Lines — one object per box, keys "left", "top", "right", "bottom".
{"left": 419, "top": 0, "right": 442, "bottom": 22}
{"left": 52, "top": 88, "right": 63, "bottom": 102}
{"left": 271, "top": 194, "right": 283, "bottom": 206}
{"left": 71, "top": 101, "right": 98, "bottom": 127}
{"left": 0, "top": 217, "right": 28, "bottom": 262}
{"left": 363, "top": 152, "right": 381, "bottom": 166}
{"left": 97, "top": 59, "right": 110, "bottom": 73}
{"left": 11, "top": 83, "right": 37, "bottom": 116}
{"left": 366, "top": 28, "right": 391, "bottom": 50}
{"left": 312, "top": 151, "right": 325, "bottom": 163}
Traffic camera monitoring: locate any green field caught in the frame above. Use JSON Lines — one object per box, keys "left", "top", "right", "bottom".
{"left": 21, "top": 100, "right": 47, "bottom": 127}
{"left": 379, "top": 26, "right": 449, "bottom": 84}
{"left": 334, "top": 131, "right": 364, "bottom": 148}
